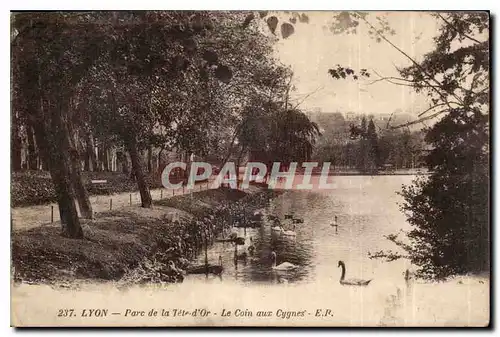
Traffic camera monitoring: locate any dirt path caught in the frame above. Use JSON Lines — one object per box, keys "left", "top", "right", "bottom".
{"left": 11, "top": 180, "right": 215, "bottom": 232}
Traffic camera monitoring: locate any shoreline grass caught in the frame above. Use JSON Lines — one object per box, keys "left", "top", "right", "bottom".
{"left": 12, "top": 186, "right": 278, "bottom": 286}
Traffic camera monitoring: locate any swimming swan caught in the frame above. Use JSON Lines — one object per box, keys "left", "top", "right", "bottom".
{"left": 338, "top": 261, "right": 372, "bottom": 286}
{"left": 271, "top": 251, "right": 298, "bottom": 271}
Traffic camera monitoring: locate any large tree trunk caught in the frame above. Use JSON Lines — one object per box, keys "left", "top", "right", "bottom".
{"left": 67, "top": 126, "right": 93, "bottom": 219}
{"left": 26, "top": 124, "right": 38, "bottom": 170}
{"left": 46, "top": 97, "right": 83, "bottom": 238}
{"left": 126, "top": 135, "right": 152, "bottom": 208}
{"left": 69, "top": 148, "right": 93, "bottom": 219}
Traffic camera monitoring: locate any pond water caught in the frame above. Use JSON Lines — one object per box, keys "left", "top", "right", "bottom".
{"left": 11, "top": 175, "right": 488, "bottom": 327}
{"left": 190, "top": 175, "right": 412, "bottom": 284}
{"left": 180, "top": 175, "right": 489, "bottom": 326}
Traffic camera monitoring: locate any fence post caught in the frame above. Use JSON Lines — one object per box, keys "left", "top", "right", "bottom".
{"left": 161, "top": 189, "right": 163, "bottom": 199}
{"left": 130, "top": 194, "right": 132, "bottom": 206}
{"left": 51, "top": 205, "right": 54, "bottom": 223}
{"left": 110, "top": 198, "right": 113, "bottom": 210}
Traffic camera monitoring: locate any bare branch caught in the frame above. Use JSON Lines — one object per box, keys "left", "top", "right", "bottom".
{"left": 390, "top": 109, "right": 448, "bottom": 130}
{"left": 367, "top": 77, "right": 421, "bottom": 88}
{"left": 359, "top": 16, "right": 465, "bottom": 108}
{"left": 372, "top": 69, "right": 414, "bottom": 83}
{"left": 366, "top": 69, "right": 441, "bottom": 89}
{"left": 417, "top": 102, "right": 461, "bottom": 117}
{"left": 291, "top": 86, "right": 324, "bottom": 110}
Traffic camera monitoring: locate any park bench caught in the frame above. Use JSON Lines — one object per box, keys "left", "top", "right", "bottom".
{"left": 90, "top": 179, "right": 111, "bottom": 194}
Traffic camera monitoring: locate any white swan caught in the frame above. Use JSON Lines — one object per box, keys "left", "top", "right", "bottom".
{"left": 270, "top": 251, "right": 298, "bottom": 271}
{"left": 282, "top": 225, "right": 296, "bottom": 236}
{"left": 338, "top": 261, "right": 372, "bottom": 286}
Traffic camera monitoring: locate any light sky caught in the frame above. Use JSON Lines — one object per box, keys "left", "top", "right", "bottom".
{"left": 273, "top": 11, "right": 441, "bottom": 116}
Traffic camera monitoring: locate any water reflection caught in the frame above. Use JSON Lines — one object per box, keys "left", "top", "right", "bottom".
{"left": 193, "top": 175, "right": 415, "bottom": 285}
{"left": 179, "top": 176, "right": 489, "bottom": 325}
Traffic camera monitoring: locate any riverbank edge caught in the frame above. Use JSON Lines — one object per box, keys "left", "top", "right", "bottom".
{"left": 12, "top": 185, "right": 281, "bottom": 286}
{"left": 12, "top": 170, "right": 428, "bottom": 208}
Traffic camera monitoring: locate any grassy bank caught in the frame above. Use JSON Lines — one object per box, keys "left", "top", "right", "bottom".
{"left": 11, "top": 171, "right": 163, "bottom": 207}
{"left": 12, "top": 186, "right": 278, "bottom": 285}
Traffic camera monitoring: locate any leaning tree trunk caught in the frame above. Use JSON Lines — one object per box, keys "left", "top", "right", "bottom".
{"left": 46, "top": 98, "right": 83, "bottom": 238}
{"left": 67, "top": 126, "right": 93, "bottom": 219}
{"left": 126, "top": 135, "right": 152, "bottom": 208}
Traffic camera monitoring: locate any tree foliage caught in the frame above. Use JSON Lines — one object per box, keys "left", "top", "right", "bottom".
{"left": 361, "top": 12, "right": 490, "bottom": 279}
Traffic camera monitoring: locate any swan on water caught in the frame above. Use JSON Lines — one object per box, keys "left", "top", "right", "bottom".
{"left": 270, "top": 251, "right": 298, "bottom": 271}
{"left": 338, "top": 261, "right": 372, "bottom": 286}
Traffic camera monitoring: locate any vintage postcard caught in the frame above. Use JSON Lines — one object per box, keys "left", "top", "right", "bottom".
{"left": 10, "top": 10, "right": 490, "bottom": 327}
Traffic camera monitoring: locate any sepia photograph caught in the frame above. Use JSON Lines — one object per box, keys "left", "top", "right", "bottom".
{"left": 9, "top": 9, "right": 490, "bottom": 327}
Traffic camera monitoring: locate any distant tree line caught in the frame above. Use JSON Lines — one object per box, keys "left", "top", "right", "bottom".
{"left": 312, "top": 113, "right": 425, "bottom": 173}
